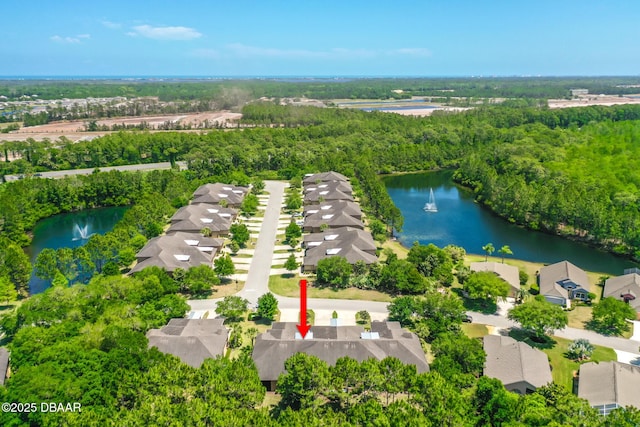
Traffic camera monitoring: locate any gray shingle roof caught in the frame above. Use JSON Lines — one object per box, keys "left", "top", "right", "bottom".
{"left": 303, "top": 187, "right": 354, "bottom": 204}
{"left": 303, "top": 171, "right": 349, "bottom": 184}
{"left": 303, "top": 245, "right": 378, "bottom": 271}
{"left": 303, "top": 211, "right": 364, "bottom": 232}
{"left": 539, "top": 260, "right": 590, "bottom": 299}
{"left": 147, "top": 318, "right": 229, "bottom": 368}
{"left": 252, "top": 321, "right": 429, "bottom": 382}
{"left": 303, "top": 181, "right": 353, "bottom": 196}
{"left": 168, "top": 203, "right": 235, "bottom": 235}
{"left": 604, "top": 274, "right": 640, "bottom": 311}
{"left": 303, "top": 227, "right": 376, "bottom": 254}
{"left": 192, "top": 183, "right": 248, "bottom": 207}
{"left": 578, "top": 361, "right": 640, "bottom": 409}
{"left": 131, "top": 232, "right": 222, "bottom": 273}
{"left": 483, "top": 335, "right": 552, "bottom": 390}
{"left": 304, "top": 200, "right": 362, "bottom": 219}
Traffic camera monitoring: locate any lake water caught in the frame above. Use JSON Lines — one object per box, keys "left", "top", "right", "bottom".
{"left": 26, "top": 206, "right": 129, "bottom": 294}
{"left": 383, "top": 171, "right": 637, "bottom": 275}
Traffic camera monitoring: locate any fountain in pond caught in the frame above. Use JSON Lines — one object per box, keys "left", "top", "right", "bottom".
{"left": 72, "top": 222, "right": 92, "bottom": 241}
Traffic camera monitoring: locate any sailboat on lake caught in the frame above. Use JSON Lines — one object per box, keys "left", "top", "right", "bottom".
{"left": 423, "top": 188, "right": 438, "bottom": 212}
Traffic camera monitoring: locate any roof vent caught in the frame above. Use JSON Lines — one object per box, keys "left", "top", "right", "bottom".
{"left": 361, "top": 332, "right": 380, "bottom": 340}
{"left": 307, "top": 209, "right": 319, "bottom": 215}
{"left": 222, "top": 186, "right": 232, "bottom": 191}
{"left": 207, "top": 208, "right": 220, "bottom": 213}
{"left": 217, "top": 193, "right": 229, "bottom": 198}
{"left": 200, "top": 218, "right": 213, "bottom": 223}
{"left": 174, "top": 254, "right": 191, "bottom": 262}
{"left": 321, "top": 214, "right": 334, "bottom": 220}
{"left": 326, "top": 248, "right": 342, "bottom": 255}
{"left": 319, "top": 191, "right": 329, "bottom": 195}
{"left": 295, "top": 331, "right": 313, "bottom": 340}
{"left": 324, "top": 234, "right": 339, "bottom": 241}
{"left": 184, "top": 239, "right": 199, "bottom": 246}
{"left": 321, "top": 205, "right": 332, "bottom": 210}
{"left": 307, "top": 241, "right": 322, "bottom": 247}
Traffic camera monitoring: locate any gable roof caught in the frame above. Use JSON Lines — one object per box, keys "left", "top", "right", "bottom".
{"left": 304, "top": 200, "right": 362, "bottom": 219}
{"left": 303, "top": 171, "right": 349, "bottom": 184}
{"left": 470, "top": 262, "right": 520, "bottom": 293}
{"left": 483, "top": 335, "right": 552, "bottom": 390}
{"left": 303, "top": 227, "right": 376, "bottom": 254}
{"left": 147, "top": 318, "right": 229, "bottom": 368}
{"left": 168, "top": 204, "right": 235, "bottom": 234}
{"left": 578, "top": 361, "right": 640, "bottom": 409}
{"left": 131, "top": 232, "right": 222, "bottom": 273}
{"left": 604, "top": 273, "right": 640, "bottom": 311}
{"left": 539, "top": 260, "right": 590, "bottom": 297}
{"left": 192, "top": 183, "right": 248, "bottom": 206}
{"left": 303, "top": 245, "right": 378, "bottom": 270}
{"left": 303, "top": 211, "right": 364, "bottom": 232}
{"left": 303, "top": 180, "right": 353, "bottom": 196}
{"left": 303, "top": 187, "right": 354, "bottom": 204}
{"left": 252, "top": 321, "right": 428, "bottom": 382}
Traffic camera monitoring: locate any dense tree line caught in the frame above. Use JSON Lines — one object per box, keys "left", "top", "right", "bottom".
{"left": 3, "top": 77, "right": 640, "bottom": 102}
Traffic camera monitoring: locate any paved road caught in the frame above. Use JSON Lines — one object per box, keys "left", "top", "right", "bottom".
{"left": 4, "top": 161, "right": 187, "bottom": 181}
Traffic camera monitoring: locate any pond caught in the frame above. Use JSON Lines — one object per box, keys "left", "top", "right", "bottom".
{"left": 383, "top": 171, "right": 637, "bottom": 275}
{"left": 26, "top": 206, "right": 129, "bottom": 294}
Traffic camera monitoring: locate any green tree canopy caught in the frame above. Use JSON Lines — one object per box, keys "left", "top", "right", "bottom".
{"left": 507, "top": 297, "right": 568, "bottom": 339}
{"left": 590, "top": 297, "right": 637, "bottom": 335}
{"left": 257, "top": 292, "right": 279, "bottom": 321}
{"left": 316, "top": 256, "right": 353, "bottom": 289}
{"left": 215, "top": 296, "right": 249, "bottom": 323}
{"left": 464, "top": 271, "right": 510, "bottom": 302}
{"left": 214, "top": 254, "right": 235, "bottom": 278}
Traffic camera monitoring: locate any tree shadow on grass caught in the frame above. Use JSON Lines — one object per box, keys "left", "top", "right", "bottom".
{"left": 508, "top": 328, "right": 557, "bottom": 350}
{"left": 452, "top": 289, "right": 497, "bottom": 314}
{"left": 584, "top": 319, "right": 626, "bottom": 337}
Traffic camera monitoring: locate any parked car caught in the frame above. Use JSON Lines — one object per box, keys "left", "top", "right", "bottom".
{"left": 463, "top": 315, "right": 473, "bottom": 323}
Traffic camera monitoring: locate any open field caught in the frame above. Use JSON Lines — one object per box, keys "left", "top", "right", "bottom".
{"left": 0, "top": 111, "right": 241, "bottom": 142}
{"left": 548, "top": 94, "right": 640, "bottom": 109}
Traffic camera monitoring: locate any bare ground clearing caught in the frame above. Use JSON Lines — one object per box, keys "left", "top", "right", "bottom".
{"left": 1, "top": 111, "right": 241, "bottom": 142}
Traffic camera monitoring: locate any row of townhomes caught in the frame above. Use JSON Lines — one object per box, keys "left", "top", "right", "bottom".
{"left": 131, "top": 183, "right": 248, "bottom": 274}
{"left": 300, "top": 172, "right": 377, "bottom": 273}
{"left": 137, "top": 176, "right": 640, "bottom": 414}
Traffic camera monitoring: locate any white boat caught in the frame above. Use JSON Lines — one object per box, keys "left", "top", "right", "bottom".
{"left": 423, "top": 188, "right": 438, "bottom": 212}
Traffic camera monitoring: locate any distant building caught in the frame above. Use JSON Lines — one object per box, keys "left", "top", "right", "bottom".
{"left": 470, "top": 262, "right": 520, "bottom": 297}
{"left": 539, "top": 261, "right": 590, "bottom": 306}
{"left": 302, "top": 227, "right": 377, "bottom": 272}
{"left": 147, "top": 318, "right": 229, "bottom": 368}
{"left": 303, "top": 210, "right": 364, "bottom": 233}
{"left": 483, "top": 335, "right": 552, "bottom": 394}
{"left": 252, "top": 321, "right": 429, "bottom": 390}
{"left": 571, "top": 88, "right": 589, "bottom": 96}
{"left": 578, "top": 361, "right": 640, "bottom": 415}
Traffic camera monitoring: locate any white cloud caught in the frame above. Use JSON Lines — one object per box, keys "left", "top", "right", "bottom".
{"left": 101, "top": 20, "right": 121, "bottom": 29}
{"left": 50, "top": 34, "right": 90, "bottom": 44}
{"left": 131, "top": 25, "right": 202, "bottom": 40}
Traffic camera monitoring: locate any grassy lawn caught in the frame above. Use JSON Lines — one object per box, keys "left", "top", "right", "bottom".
{"left": 461, "top": 323, "right": 490, "bottom": 338}
{"left": 260, "top": 392, "right": 281, "bottom": 409}
{"left": 509, "top": 329, "right": 617, "bottom": 391}
{"left": 268, "top": 274, "right": 393, "bottom": 302}
{"left": 567, "top": 305, "right": 593, "bottom": 329}
{"left": 381, "top": 239, "right": 409, "bottom": 260}
{"left": 465, "top": 254, "right": 542, "bottom": 285}
{"left": 210, "top": 280, "right": 245, "bottom": 298}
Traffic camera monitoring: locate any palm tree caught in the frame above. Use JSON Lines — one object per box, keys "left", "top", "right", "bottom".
{"left": 498, "top": 245, "right": 513, "bottom": 263}
{"left": 482, "top": 243, "right": 495, "bottom": 261}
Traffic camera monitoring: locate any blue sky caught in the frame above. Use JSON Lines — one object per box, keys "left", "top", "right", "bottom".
{"left": 2, "top": 0, "right": 639, "bottom": 76}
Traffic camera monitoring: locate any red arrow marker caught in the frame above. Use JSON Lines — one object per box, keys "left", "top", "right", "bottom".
{"left": 296, "top": 279, "right": 311, "bottom": 338}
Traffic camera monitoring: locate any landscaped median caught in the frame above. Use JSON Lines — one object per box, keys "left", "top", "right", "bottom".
{"left": 268, "top": 274, "right": 392, "bottom": 302}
